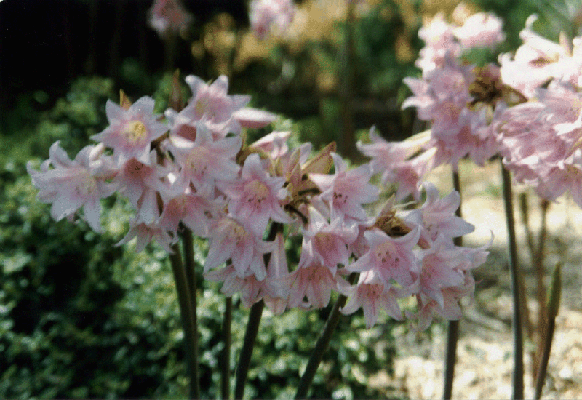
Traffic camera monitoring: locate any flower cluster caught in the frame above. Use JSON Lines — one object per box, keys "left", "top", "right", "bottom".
{"left": 496, "top": 19, "right": 582, "bottom": 206}
{"left": 362, "top": 8, "right": 506, "bottom": 201}
{"left": 500, "top": 15, "right": 582, "bottom": 99}
{"left": 29, "top": 74, "right": 487, "bottom": 328}
{"left": 148, "top": 0, "right": 193, "bottom": 38}
{"left": 249, "top": 0, "right": 296, "bottom": 40}
{"left": 396, "top": 9, "right": 582, "bottom": 210}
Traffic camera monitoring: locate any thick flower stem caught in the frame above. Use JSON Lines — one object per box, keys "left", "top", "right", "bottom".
{"left": 234, "top": 222, "right": 281, "bottom": 399}
{"left": 234, "top": 300, "right": 264, "bottom": 399}
{"left": 443, "top": 169, "right": 462, "bottom": 400}
{"left": 169, "top": 243, "right": 200, "bottom": 400}
{"left": 534, "top": 263, "right": 561, "bottom": 400}
{"left": 534, "top": 315, "right": 556, "bottom": 400}
{"left": 533, "top": 199, "right": 549, "bottom": 379}
{"left": 222, "top": 296, "right": 232, "bottom": 400}
{"left": 181, "top": 228, "right": 200, "bottom": 398}
{"left": 295, "top": 294, "right": 350, "bottom": 399}
{"left": 501, "top": 162, "right": 524, "bottom": 400}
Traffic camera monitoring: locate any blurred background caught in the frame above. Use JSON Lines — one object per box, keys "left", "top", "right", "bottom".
{"left": 1, "top": 0, "right": 581, "bottom": 398}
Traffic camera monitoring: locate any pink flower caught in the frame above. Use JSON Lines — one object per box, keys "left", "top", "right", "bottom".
{"left": 91, "top": 97, "right": 167, "bottom": 165}
{"left": 347, "top": 227, "right": 420, "bottom": 288}
{"left": 416, "top": 14, "right": 461, "bottom": 72}
{"left": 262, "top": 232, "right": 291, "bottom": 314}
{"left": 249, "top": 0, "right": 295, "bottom": 40}
{"left": 169, "top": 121, "right": 241, "bottom": 192}
{"left": 402, "top": 183, "right": 474, "bottom": 244}
{"left": 205, "top": 265, "right": 265, "bottom": 308}
{"left": 27, "top": 141, "right": 116, "bottom": 232}
{"left": 340, "top": 270, "right": 404, "bottom": 328}
{"left": 113, "top": 151, "right": 173, "bottom": 224}
{"left": 251, "top": 131, "right": 291, "bottom": 160}
{"left": 148, "top": 0, "right": 192, "bottom": 38}
{"left": 183, "top": 75, "right": 251, "bottom": 137}
{"left": 357, "top": 128, "right": 435, "bottom": 200}
{"left": 454, "top": 12, "right": 504, "bottom": 49}
{"left": 300, "top": 207, "right": 359, "bottom": 271}
{"left": 499, "top": 15, "right": 573, "bottom": 98}
{"left": 536, "top": 152, "right": 582, "bottom": 207}
{"left": 159, "top": 185, "right": 217, "bottom": 237}
{"left": 223, "top": 154, "right": 291, "bottom": 237}
{"left": 232, "top": 108, "right": 277, "bottom": 130}
{"left": 417, "top": 235, "right": 466, "bottom": 308}
{"left": 310, "top": 153, "right": 378, "bottom": 224}
{"left": 116, "top": 219, "right": 176, "bottom": 253}
{"left": 204, "top": 216, "right": 272, "bottom": 280}
{"left": 286, "top": 263, "right": 339, "bottom": 309}
{"left": 414, "top": 275, "right": 475, "bottom": 330}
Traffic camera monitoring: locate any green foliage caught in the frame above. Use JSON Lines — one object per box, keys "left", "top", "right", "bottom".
{"left": 0, "top": 77, "right": 114, "bottom": 167}
{"left": 353, "top": 0, "right": 420, "bottom": 96}
{"left": 246, "top": 304, "right": 399, "bottom": 400}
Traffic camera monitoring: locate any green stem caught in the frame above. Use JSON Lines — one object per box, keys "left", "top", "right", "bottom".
{"left": 443, "top": 170, "right": 462, "bottom": 400}
{"left": 534, "top": 263, "right": 561, "bottom": 400}
{"left": 534, "top": 317, "right": 555, "bottom": 400}
{"left": 233, "top": 223, "right": 281, "bottom": 399}
{"left": 169, "top": 243, "right": 199, "bottom": 399}
{"left": 222, "top": 296, "right": 232, "bottom": 400}
{"left": 234, "top": 300, "right": 264, "bottom": 399}
{"left": 181, "top": 228, "right": 200, "bottom": 398}
{"left": 295, "top": 294, "right": 350, "bottom": 399}
{"left": 533, "top": 200, "right": 549, "bottom": 379}
{"left": 501, "top": 162, "right": 524, "bottom": 400}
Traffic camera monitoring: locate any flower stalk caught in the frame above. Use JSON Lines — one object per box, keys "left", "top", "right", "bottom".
{"left": 169, "top": 242, "right": 200, "bottom": 399}
{"left": 294, "top": 291, "right": 350, "bottom": 399}
{"left": 222, "top": 296, "right": 232, "bottom": 399}
{"left": 234, "top": 222, "right": 282, "bottom": 399}
{"left": 443, "top": 169, "right": 462, "bottom": 400}
{"left": 234, "top": 300, "right": 264, "bottom": 399}
{"left": 181, "top": 228, "right": 200, "bottom": 398}
{"left": 534, "top": 263, "right": 562, "bottom": 400}
{"left": 533, "top": 199, "right": 550, "bottom": 379}
{"left": 501, "top": 162, "right": 524, "bottom": 400}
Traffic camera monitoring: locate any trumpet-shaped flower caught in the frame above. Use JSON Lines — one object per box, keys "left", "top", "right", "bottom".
{"left": 116, "top": 219, "right": 176, "bottom": 253}
{"left": 300, "top": 208, "right": 359, "bottom": 271}
{"left": 204, "top": 216, "right": 272, "bottom": 280}
{"left": 340, "top": 270, "right": 404, "bottom": 328}
{"left": 223, "top": 154, "right": 291, "bottom": 237}
{"left": 27, "top": 141, "right": 116, "bottom": 232}
{"left": 205, "top": 265, "right": 265, "bottom": 308}
{"left": 310, "top": 153, "right": 378, "bottom": 224}
{"left": 402, "top": 183, "right": 474, "bottom": 244}
{"left": 286, "top": 262, "right": 339, "bottom": 309}
{"left": 91, "top": 97, "right": 167, "bottom": 165}
{"left": 348, "top": 227, "right": 420, "bottom": 288}
{"left": 454, "top": 12, "right": 504, "bottom": 50}
{"left": 183, "top": 75, "right": 251, "bottom": 137}
{"left": 169, "top": 122, "right": 241, "bottom": 192}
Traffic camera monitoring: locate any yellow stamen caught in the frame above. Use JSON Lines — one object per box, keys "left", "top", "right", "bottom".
{"left": 123, "top": 120, "right": 147, "bottom": 143}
